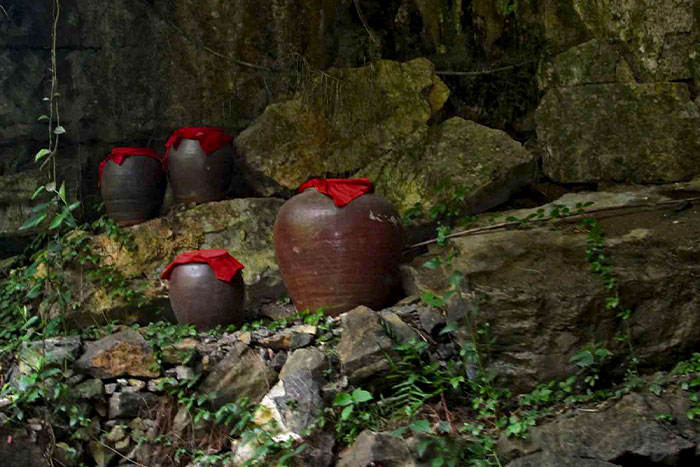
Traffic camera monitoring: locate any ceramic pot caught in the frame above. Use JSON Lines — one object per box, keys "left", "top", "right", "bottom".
{"left": 274, "top": 188, "right": 403, "bottom": 316}
{"left": 100, "top": 156, "right": 165, "bottom": 226}
{"left": 167, "top": 139, "right": 233, "bottom": 204}
{"left": 167, "top": 263, "right": 245, "bottom": 330}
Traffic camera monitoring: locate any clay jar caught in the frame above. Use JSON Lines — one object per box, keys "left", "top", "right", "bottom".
{"left": 165, "top": 127, "right": 234, "bottom": 204}
{"left": 162, "top": 250, "right": 245, "bottom": 331}
{"left": 99, "top": 148, "right": 166, "bottom": 226}
{"left": 274, "top": 180, "right": 403, "bottom": 316}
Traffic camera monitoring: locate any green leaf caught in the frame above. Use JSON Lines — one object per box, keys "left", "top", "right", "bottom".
{"left": 34, "top": 148, "right": 51, "bottom": 161}
{"left": 340, "top": 405, "right": 354, "bottom": 421}
{"left": 423, "top": 258, "right": 441, "bottom": 270}
{"left": 422, "top": 292, "right": 446, "bottom": 308}
{"left": 37, "top": 115, "right": 49, "bottom": 121}
{"left": 31, "top": 201, "right": 51, "bottom": 213}
{"left": 448, "top": 270, "right": 464, "bottom": 287}
{"left": 570, "top": 350, "right": 594, "bottom": 368}
{"left": 49, "top": 213, "right": 66, "bottom": 230}
{"left": 58, "top": 182, "right": 66, "bottom": 203}
{"left": 432, "top": 457, "right": 445, "bottom": 467}
{"left": 332, "top": 393, "right": 353, "bottom": 407}
{"left": 68, "top": 201, "right": 81, "bottom": 211}
{"left": 31, "top": 186, "right": 45, "bottom": 200}
{"left": 351, "top": 388, "right": 373, "bottom": 404}
{"left": 439, "top": 321, "right": 459, "bottom": 335}
{"left": 410, "top": 419, "right": 432, "bottom": 434}
{"left": 417, "top": 438, "right": 431, "bottom": 457}
{"left": 53, "top": 125, "right": 66, "bottom": 135}
{"left": 391, "top": 426, "right": 409, "bottom": 437}
{"left": 19, "top": 212, "right": 48, "bottom": 230}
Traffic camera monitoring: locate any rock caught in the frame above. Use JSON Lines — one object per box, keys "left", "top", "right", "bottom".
{"left": 280, "top": 348, "right": 328, "bottom": 381}
{"left": 105, "top": 383, "right": 118, "bottom": 395}
{"left": 0, "top": 426, "right": 50, "bottom": 467}
{"left": 234, "top": 58, "right": 449, "bottom": 197}
{"left": 258, "top": 325, "right": 317, "bottom": 351}
{"left": 338, "top": 430, "right": 421, "bottom": 467}
{"left": 359, "top": 117, "right": 537, "bottom": 216}
{"left": 75, "top": 379, "right": 104, "bottom": 399}
{"left": 71, "top": 198, "right": 285, "bottom": 326}
{"left": 297, "top": 431, "right": 336, "bottom": 467}
{"left": 161, "top": 339, "right": 198, "bottom": 365}
{"left": 108, "top": 392, "right": 159, "bottom": 419}
{"left": 537, "top": 83, "right": 700, "bottom": 184}
{"left": 538, "top": 39, "right": 619, "bottom": 91}
{"left": 199, "top": 342, "right": 278, "bottom": 408}
{"left": 76, "top": 330, "right": 159, "bottom": 378}
{"left": 337, "top": 306, "right": 416, "bottom": 383}
{"left": 165, "top": 365, "right": 196, "bottom": 381}
{"left": 401, "top": 182, "right": 700, "bottom": 392}
{"left": 572, "top": 0, "right": 699, "bottom": 82}
{"left": 0, "top": 171, "right": 51, "bottom": 256}
{"left": 501, "top": 390, "right": 700, "bottom": 466}
{"left": 417, "top": 307, "right": 447, "bottom": 336}
{"left": 255, "top": 372, "right": 324, "bottom": 441}
{"left": 17, "top": 336, "right": 82, "bottom": 375}
{"left": 105, "top": 425, "right": 127, "bottom": 443}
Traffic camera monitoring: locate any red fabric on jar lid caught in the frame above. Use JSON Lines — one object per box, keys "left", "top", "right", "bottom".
{"left": 163, "top": 127, "right": 234, "bottom": 166}
{"left": 161, "top": 249, "right": 245, "bottom": 283}
{"left": 98, "top": 147, "right": 163, "bottom": 187}
{"left": 298, "top": 178, "right": 374, "bottom": 207}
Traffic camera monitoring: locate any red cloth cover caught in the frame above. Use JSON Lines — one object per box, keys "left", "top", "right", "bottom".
{"left": 98, "top": 147, "right": 163, "bottom": 186}
{"left": 298, "top": 178, "right": 374, "bottom": 207}
{"left": 161, "top": 249, "right": 245, "bottom": 283}
{"left": 163, "top": 127, "right": 233, "bottom": 166}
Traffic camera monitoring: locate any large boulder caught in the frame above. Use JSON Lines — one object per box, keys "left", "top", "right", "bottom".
{"left": 501, "top": 390, "right": 700, "bottom": 466}
{"left": 536, "top": 83, "right": 700, "bottom": 184}
{"left": 234, "top": 58, "right": 450, "bottom": 196}
{"left": 68, "top": 198, "right": 284, "bottom": 325}
{"left": 359, "top": 117, "right": 537, "bottom": 216}
{"left": 402, "top": 180, "right": 700, "bottom": 393}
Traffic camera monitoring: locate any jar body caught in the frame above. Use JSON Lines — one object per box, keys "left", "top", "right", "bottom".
{"left": 101, "top": 157, "right": 165, "bottom": 226}
{"left": 274, "top": 189, "right": 403, "bottom": 316}
{"left": 167, "top": 139, "right": 233, "bottom": 204}
{"left": 168, "top": 263, "right": 245, "bottom": 331}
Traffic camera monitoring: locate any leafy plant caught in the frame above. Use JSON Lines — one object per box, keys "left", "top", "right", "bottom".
{"left": 331, "top": 387, "right": 377, "bottom": 443}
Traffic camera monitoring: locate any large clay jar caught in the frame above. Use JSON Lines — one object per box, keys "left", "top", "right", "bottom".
{"left": 99, "top": 148, "right": 166, "bottom": 226}
{"left": 161, "top": 249, "right": 245, "bottom": 331}
{"left": 165, "top": 127, "right": 234, "bottom": 204}
{"left": 274, "top": 178, "right": 403, "bottom": 316}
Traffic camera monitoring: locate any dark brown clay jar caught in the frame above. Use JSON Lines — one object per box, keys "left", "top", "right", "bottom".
{"left": 274, "top": 189, "right": 403, "bottom": 316}
{"left": 168, "top": 263, "right": 245, "bottom": 331}
{"left": 167, "top": 139, "right": 234, "bottom": 204}
{"left": 100, "top": 156, "right": 166, "bottom": 226}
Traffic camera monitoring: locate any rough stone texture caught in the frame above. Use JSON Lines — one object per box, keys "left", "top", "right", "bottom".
{"left": 17, "top": 336, "right": 82, "bottom": 375}
{"left": 0, "top": 426, "right": 49, "bottom": 467}
{"left": 199, "top": 341, "right": 278, "bottom": 408}
{"left": 359, "top": 117, "right": 536, "bottom": 216}
{"left": 337, "top": 306, "right": 416, "bottom": 384}
{"left": 572, "top": 0, "right": 699, "bottom": 82}
{"left": 255, "top": 372, "right": 324, "bottom": 441}
{"left": 67, "top": 197, "right": 284, "bottom": 325}
{"left": 501, "top": 390, "right": 700, "bottom": 466}
{"left": 280, "top": 347, "right": 328, "bottom": 381}
{"left": 402, "top": 181, "right": 700, "bottom": 393}
{"left": 234, "top": 58, "right": 449, "bottom": 197}
{"left": 537, "top": 83, "right": 700, "bottom": 184}
{"left": 538, "top": 39, "right": 620, "bottom": 90}
{"left": 338, "top": 430, "right": 423, "bottom": 467}
{"left": 75, "top": 330, "right": 159, "bottom": 378}
{"left": 108, "top": 392, "right": 159, "bottom": 419}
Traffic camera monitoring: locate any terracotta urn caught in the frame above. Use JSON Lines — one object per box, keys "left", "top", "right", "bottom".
{"left": 164, "top": 127, "right": 234, "bottom": 204}
{"left": 161, "top": 249, "right": 245, "bottom": 330}
{"left": 99, "top": 148, "right": 166, "bottom": 226}
{"left": 274, "top": 178, "right": 403, "bottom": 316}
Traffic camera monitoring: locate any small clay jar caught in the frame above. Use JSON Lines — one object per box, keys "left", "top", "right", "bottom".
{"left": 165, "top": 128, "right": 234, "bottom": 204}
{"left": 99, "top": 149, "right": 165, "bottom": 226}
{"left": 167, "top": 264, "right": 245, "bottom": 331}
{"left": 162, "top": 249, "right": 246, "bottom": 331}
{"left": 274, "top": 183, "right": 403, "bottom": 316}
